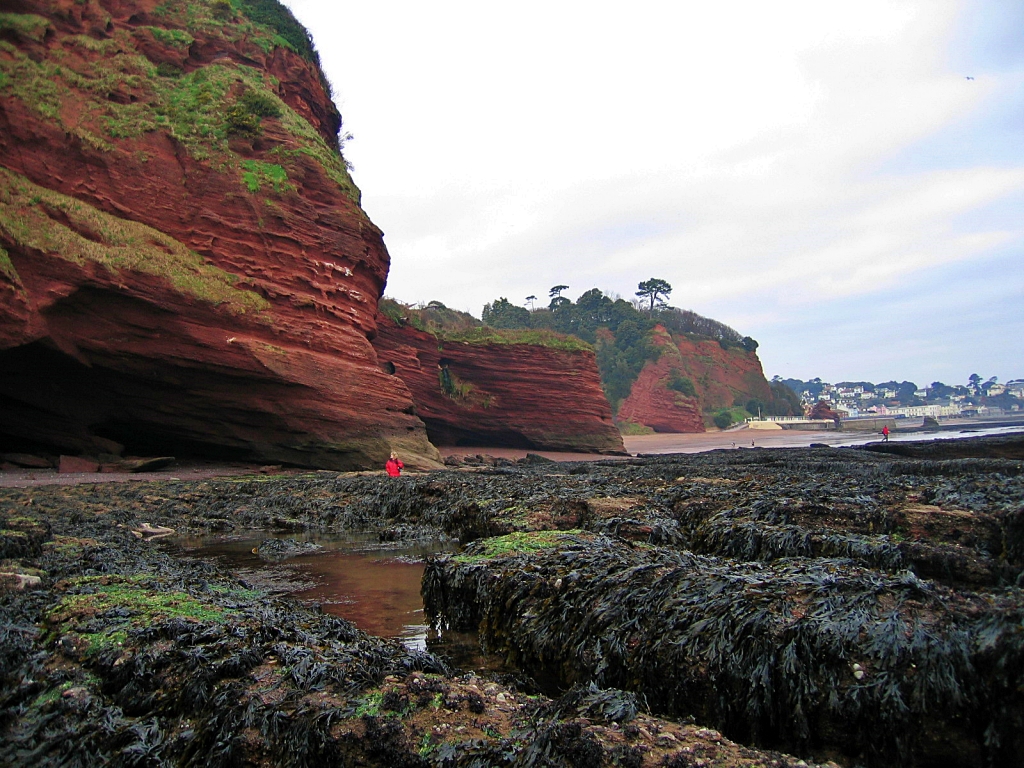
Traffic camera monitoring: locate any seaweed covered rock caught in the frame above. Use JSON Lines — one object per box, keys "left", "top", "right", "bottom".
{"left": 0, "top": 492, "right": 839, "bottom": 768}
{"left": 634, "top": 447, "right": 1024, "bottom": 588}
{"left": 424, "top": 532, "right": 1024, "bottom": 767}
{"left": 252, "top": 536, "right": 322, "bottom": 561}
{"left": 3, "top": 434, "right": 1022, "bottom": 766}
{"left": 667, "top": 462, "right": 1021, "bottom": 587}
{"left": 0, "top": 513, "right": 50, "bottom": 560}
{"left": 0, "top": 540, "right": 449, "bottom": 765}
{"left": 6, "top": 439, "right": 1022, "bottom": 588}
{"left": 858, "top": 432, "right": 1024, "bottom": 460}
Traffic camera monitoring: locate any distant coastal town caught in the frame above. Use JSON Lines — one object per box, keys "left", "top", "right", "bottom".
{"left": 776, "top": 375, "right": 1024, "bottom": 420}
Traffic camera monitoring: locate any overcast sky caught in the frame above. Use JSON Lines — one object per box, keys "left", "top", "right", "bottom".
{"left": 283, "top": 0, "right": 1022, "bottom": 387}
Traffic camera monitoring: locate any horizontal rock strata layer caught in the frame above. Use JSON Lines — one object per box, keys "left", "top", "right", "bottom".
{"left": 372, "top": 316, "right": 626, "bottom": 453}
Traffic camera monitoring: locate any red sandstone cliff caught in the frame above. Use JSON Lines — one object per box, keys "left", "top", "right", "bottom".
{"left": 0, "top": 0, "right": 440, "bottom": 469}
{"left": 372, "top": 317, "right": 625, "bottom": 454}
{"left": 616, "top": 326, "right": 773, "bottom": 433}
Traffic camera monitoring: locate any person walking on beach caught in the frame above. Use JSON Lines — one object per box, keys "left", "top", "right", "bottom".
{"left": 385, "top": 452, "right": 404, "bottom": 477}
{"left": 882, "top": 425, "right": 889, "bottom": 442}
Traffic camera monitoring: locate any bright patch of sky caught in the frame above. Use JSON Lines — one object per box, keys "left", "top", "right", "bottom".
{"left": 283, "top": 0, "right": 1023, "bottom": 386}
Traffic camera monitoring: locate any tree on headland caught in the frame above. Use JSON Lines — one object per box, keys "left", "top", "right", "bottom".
{"left": 475, "top": 284, "right": 759, "bottom": 414}
{"left": 548, "top": 285, "right": 570, "bottom": 310}
{"left": 575, "top": 288, "right": 614, "bottom": 327}
{"left": 713, "top": 410, "right": 735, "bottom": 429}
{"left": 525, "top": 295, "right": 537, "bottom": 311}
{"left": 636, "top": 278, "right": 672, "bottom": 312}
{"left": 481, "top": 298, "right": 531, "bottom": 329}
{"left": 877, "top": 380, "right": 920, "bottom": 405}
{"left": 768, "top": 380, "right": 802, "bottom": 417}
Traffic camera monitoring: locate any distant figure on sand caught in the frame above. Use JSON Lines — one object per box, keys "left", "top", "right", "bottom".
{"left": 882, "top": 425, "right": 889, "bottom": 442}
{"left": 385, "top": 452, "right": 404, "bottom": 477}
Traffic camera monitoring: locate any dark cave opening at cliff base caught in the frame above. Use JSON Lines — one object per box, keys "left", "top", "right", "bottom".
{"left": 0, "top": 341, "right": 265, "bottom": 463}
{"left": 421, "top": 419, "right": 536, "bottom": 450}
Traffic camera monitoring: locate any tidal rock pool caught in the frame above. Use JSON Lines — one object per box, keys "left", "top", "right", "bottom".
{"left": 171, "top": 532, "right": 456, "bottom": 650}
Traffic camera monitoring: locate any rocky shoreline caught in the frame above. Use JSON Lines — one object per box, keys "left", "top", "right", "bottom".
{"left": 1, "top": 435, "right": 1022, "bottom": 766}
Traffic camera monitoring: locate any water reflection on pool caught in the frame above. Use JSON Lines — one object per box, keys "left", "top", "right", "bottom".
{"left": 172, "top": 532, "right": 460, "bottom": 651}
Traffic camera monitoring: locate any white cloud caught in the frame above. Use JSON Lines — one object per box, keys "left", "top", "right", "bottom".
{"left": 284, "top": 0, "right": 1024, "bottom": 381}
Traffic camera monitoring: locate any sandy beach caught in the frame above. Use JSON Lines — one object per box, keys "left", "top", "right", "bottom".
{"left": 0, "top": 462, "right": 287, "bottom": 489}
{"left": 440, "top": 420, "right": 1024, "bottom": 462}
{"left": 437, "top": 426, "right": 863, "bottom": 462}
{"left": 623, "top": 428, "right": 863, "bottom": 454}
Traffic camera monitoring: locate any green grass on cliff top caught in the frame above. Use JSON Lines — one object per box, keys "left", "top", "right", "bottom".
{"left": 380, "top": 299, "right": 593, "bottom": 353}
{"left": 0, "top": 167, "right": 269, "bottom": 314}
{"left": 152, "top": 0, "right": 311, "bottom": 63}
{"left": 437, "top": 326, "right": 593, "bottom": 352}
{"left": 0, "top": 6, "right": 359, "bottom": 203}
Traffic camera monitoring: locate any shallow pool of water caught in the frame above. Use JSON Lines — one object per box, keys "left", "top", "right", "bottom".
{"left": 173, "top": 532, "right": 460, "bottom": 651}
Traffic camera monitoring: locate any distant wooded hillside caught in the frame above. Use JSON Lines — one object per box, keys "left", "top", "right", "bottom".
{"left": 381, "top": 289, "right": 800, "bottom": 427}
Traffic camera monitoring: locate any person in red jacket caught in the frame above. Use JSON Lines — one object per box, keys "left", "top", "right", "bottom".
{"left": 882, "top": 425, "right": 890, "bottom": 442}
{"left": 385, "top": 452, "right": 404, "bottom": 477}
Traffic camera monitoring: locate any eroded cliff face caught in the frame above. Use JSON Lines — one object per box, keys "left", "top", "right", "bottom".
{"left": 372, "top": 317, "right": 625, "bottom": 454}
{"left": 0, "top": 0, "right": 440, "bottom": 469}
{"left": 617, "top": 326, "right": 773, "bottom": 433}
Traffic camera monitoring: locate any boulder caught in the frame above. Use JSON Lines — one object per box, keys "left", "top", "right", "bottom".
{"left": 0, "top": 453, "right": 51, "bottom": 468}
{"left": 58, "top": 456, "right": 100, "bottom": 474}
{"left": 119, "top": 457, "right": 175, "bottom": 473}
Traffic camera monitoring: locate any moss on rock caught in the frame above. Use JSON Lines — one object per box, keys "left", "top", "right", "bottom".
{"left": 0, "top": 167, "right": 269, "bottom": 314}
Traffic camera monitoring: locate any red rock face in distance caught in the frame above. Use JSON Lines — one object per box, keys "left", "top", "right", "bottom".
{"left": 373, "top": 317, "right": 626, "bottom": 454}
{"left": 617, "top": 326, "right": 773, "bottom": 433}
{"left": 0, "top": 0, "right": 440, "bottom": 469}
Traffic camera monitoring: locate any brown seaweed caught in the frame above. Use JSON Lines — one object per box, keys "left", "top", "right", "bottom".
{"left": 2, "top": 435, "right": 1022, "bottom": 766}
{"left": 424, "top": 531, "right": 1024, "bottom": 767}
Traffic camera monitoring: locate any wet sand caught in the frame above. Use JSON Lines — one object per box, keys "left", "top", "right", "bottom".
{"left": 438, "top": 427, "right": 865, "bottom": 463}
{"left": 0, "top": 462, "right": 274, "bottom": 489}
{"left": 623, "top": 428, "right": 867, "bottom": 454}
{"left": 442, "top": 422, "right": 1024, "bottom": 462}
